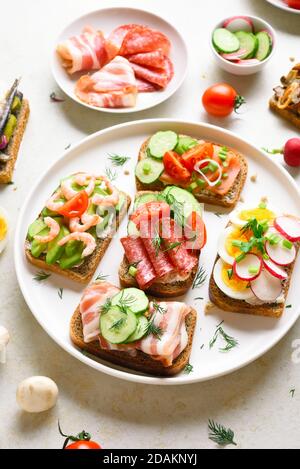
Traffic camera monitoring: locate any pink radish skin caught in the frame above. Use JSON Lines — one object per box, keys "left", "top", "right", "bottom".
{"left": 221, "top": 49, "right": 247, "bottom": 61}
{"left": 263, "top": 259, "right": 288, "bottom": 280}
{"left": 233, "top": 253, "right": 262, "bottom": 281}
{"left": 274, "top": 216, "right": 300, "bottom": 242}
{"left": 265, "top": 239, "right": 296, "bottom": 266}
{"left": 250, "top": 269, "right": 282, "bottom": 303}
{"left": 223, "top": 16, "right": 254, "bottom": 33}
{"left": 238, "top": 59, "right": 261, "bottom": 65}
{"left": 284, "top": 138, "right": 300, "bottom": 167}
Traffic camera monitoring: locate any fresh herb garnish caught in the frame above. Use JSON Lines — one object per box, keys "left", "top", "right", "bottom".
{"left": 110, "top": 317, "right": 126, "bottom": 330}
{"left": 105, "top": 167, "right": 117, "bottom": 182}
{"left": 65, "top": 143, "right": 71, "bottom": 150}
{"left": 58, "top": 288, "right": 63, "bottom": 299}
{"left": 33, "top": 271, "right": 51, "bottom": 282}
{"left": 194, "top": 296, "right": 204, "bottom": 300}
{"left": 200, "top": 344, "right": 205, "bottom": 349}
{"left": 192, "top": 266, "right": 207, "bottom": 289}
{"left": 262, "top": 147, "right": 283, "bottom": 155}
{"left": 152, "top": 228, "right": 162, "bottom": 256}
{"left": 162, "top": 241, "right": 181, "bottom": 253}
{"left": 234, "top": 218, "right": 269, "bottom": 257}
{"left": 145, "top": 319, "right": 164, "bottom": 340}
{"left": 214, "top": 212, "right": 222, "bottom": 218}
{"left": 161, "top": 192, "right": 185, "bottom": 226}
{"left": 50, "top": 92, "right": 65, "bottom": 102}
{"left": 290, "top": 388, "right": 295, "bottom": 397}
{"left": 152, "top": 301, "right": 167, "bottom": 315}
{"left": 286, "top": 304, "right": 292, "bottom": 308}
{"left": 101, "top": 298, "right": 112, "bottom": 314}
{"left": 208, "top": 420, "right": 237, "bottom": 446}
{"left": 227, "top": 268, "right": 233, "bottom": 280}
{"left": 209, "top": 321, "right": 238, "bottom": 352}
{"left": 108, "top": 153, "right": 131, "bottom": 167}
{"left": 95, "top": 272, "right": 108, "bottom": 282}
{"left": 184, "top": 363, "right": 193, "bottom": 374}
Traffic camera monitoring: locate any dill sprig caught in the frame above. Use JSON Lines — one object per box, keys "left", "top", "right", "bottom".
{"left": 110, "top": 317, "right": 126, "bottom": 330}
{"left": 192, "top": 266, "right": 207, "bottom": 289}
{"left": 101, "top": 298, "right": 112, "bottom": 314}
{"left": 145, "top": 319, "right": 164, "bottom": 340}
{"left": 184, "top": 363, "right": 193, "bottom": 374}
{"left": 152, "top": 301, "right": 167, "bottom": 315}
{"left": 95, "top": 272, "right": 108, "bottom": 282}
{"left": 209, "top": 321, "right": 238, "bottom": 352}
{"left": 164, "top": 192, "right": 185, "bottom": 226}
{"left": 290, "top": 388, "right": 295, "bottom": 397}
{"left": 152, "top": 228, "right": 162, "bottom": 256}
{"left": 58, "top": 288, "right": 63, "bottom": 299}
{"left": 108, "top": 153, "right": 131, "bottom": 167}
{"left": 33, "top": 271, "right": 51, "bottom": 282}
{"left": 162, "top": 241, "right": 181, "bottom": 253}
{"left": 105, "top": 167, "right": 117, "bottom": 182}
{"left": 208, "top": 420, "right": 237, "bottom": 446}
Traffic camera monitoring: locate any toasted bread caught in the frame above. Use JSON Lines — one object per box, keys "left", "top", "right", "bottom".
{"left": 269, "top": 96, "right": 300, "bottom": 130}
{"left": 135, "top": 135, "right": 248, "bottom": 208}
{"left": 209, "top": 246, "right": 299, "bottom": 318}
{"left": 70, "top": 302, "right": 197, "bottom": 376}
{"left": 0, "top": 99, "right": 30, "bottom": 184}
{"left": 25, "top": 192, "right": 131, "bottom": 284}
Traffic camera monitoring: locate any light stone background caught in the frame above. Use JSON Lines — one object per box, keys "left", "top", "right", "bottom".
{"left": 0, "top": 0, "right": 300, "bottom": 449}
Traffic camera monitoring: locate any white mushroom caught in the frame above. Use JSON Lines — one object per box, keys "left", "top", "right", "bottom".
{"left": 0, "top": 325, "right": 10, "bottom": 364}
{"left": 16, "top": 376, "right": 58, "bottom": 413}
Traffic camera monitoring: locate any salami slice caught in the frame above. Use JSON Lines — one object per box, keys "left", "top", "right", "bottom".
{"left": 128, "top": 50, "right": 166, "bottom": 68}
{"left": 121, "top": 236, "right": 156, "bottom": 289}
{"left": 141, "top": 237, "right": 174, "bottom": 278}
{"left": 136, "top": 78, "right": 158, "bottom": 92}
{"left": 130, "top": 56, "right": 174, "bottom": 88}
{"left": 119, "top": 25, "right": 171, "bottom": 56}
{"left": 162, "top": 220, "right": 198, "bottom": 273}
{"left": 105, "top": 24, "right": 139, "bottom": 60}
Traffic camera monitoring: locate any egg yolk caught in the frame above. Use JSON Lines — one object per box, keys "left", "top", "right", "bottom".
{"left": 239, "top": 208, "right": 275, "bottom": 222}
{"left": 0, "top": 216, "right": 7, "bottom": 241}
{"left": 221, "top": 263, "right": 249, "bottom": 291}
{"left": 225, "top": 228, "right": 250, "bottom": 258}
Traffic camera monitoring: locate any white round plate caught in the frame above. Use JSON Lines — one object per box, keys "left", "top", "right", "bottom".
{"left": 51, "top": 7, "right": 188, "bottom": 113}
{"left": 15, "top": 119, "right": 300, "bottom": 385}
{"left": 266, "top": 0, "right": 300, "bottom": 14}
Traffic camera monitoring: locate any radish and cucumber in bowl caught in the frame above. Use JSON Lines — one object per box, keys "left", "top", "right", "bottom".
{"left": 211, "top": 15, "right": 276, "bottom": 75}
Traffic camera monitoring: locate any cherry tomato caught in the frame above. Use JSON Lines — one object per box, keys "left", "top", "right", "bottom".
{"left": 163, "top": 151, "right": 191, "bottom": 182}
{"left": 202, "top": 83, "right": 245, "bottom": 117}
{"left": 59, "top": 422, "right": 102, "bottom": 450}
{"left": 65, "top": 440, "right": 101, "bottom": 450}
{"left": 181, "top": 143, "right": 214, "bottom": 172}
{"left": 57, "top": 191, "right": 89, "bottom": 218}
{"left": 184, "top": 211, "right": 207, "bottom": 250}
{"left": 286, "top": 0, "right": 300, "bottom": 10}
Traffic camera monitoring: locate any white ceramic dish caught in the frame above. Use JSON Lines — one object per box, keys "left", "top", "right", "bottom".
{"left": 210, "top": 15, "right": 276, "bottom": 75}
{"left": 266, "top": 0, "right": 300, "bottom": 14}
{"left": 14, "top": 119, "right": 300, "bottom": 385}
{"left": 51, "top": 7, "right": 188, "bottom": 113}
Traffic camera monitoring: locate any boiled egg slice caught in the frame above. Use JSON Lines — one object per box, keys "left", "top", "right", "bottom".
{"left": 213, "top": 258, "right": 255, "bottom": 300}
{"left": 217, "top": 225, "right": 251, "bottom": 265}
{"left": 0, "top": 207, "right": 9, "bottom": 254}
{"left": 229, "top": 205, "right": 277, "bottom": 227}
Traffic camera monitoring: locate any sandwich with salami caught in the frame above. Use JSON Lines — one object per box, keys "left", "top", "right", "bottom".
{"left": 70, "top": 281, "right": 197, "bottom": 376}
{"left": 135, "top": 130, "right": 248, "bottom": 208}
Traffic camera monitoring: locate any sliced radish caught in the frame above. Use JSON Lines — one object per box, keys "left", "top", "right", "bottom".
{"left": 274, "top": 215, "right": 300, "bottom": 242}
{"left": 250, "top": 269, "right": 282, "bottom": 303}
{"left": 223, "top": 16, "right": 254, "bottom": 33}
{"left": 233, "top": 253, "right": 262, "bottom": 281}
{"left": 265, "top": 239, "right": 296, "bottom": 266}
{"left": 221, "top": 49, "right": 247, "bottom": 61}
{"left": 238, "top": 59, "right": 261, "bottom": 65}
{"left": 263, "top": 258, "right": 288, "bottom": 280}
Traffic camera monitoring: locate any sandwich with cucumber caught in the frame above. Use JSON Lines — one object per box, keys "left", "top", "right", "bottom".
{"left": 25, "top": 172, "right": 130, "bottom": 283}
{"left": 209, "top": 202, "right": 300, "bottom": 317}
{"left": 119, "top": 186, "right": 207, "bottom": 297}
{"left": 70, "top": 281, "right": 197, "bottom": 376}
{"left": 0, "top": 79, "right": 30, "bottom": 184}
{"left": 270, "top": 63, "right": 300, "bottom": 130}
{"left": 135, "top": 130, "right": 247, "bottom": 208}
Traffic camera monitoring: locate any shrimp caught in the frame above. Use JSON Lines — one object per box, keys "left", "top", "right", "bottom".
{"left": 92, "top": 176, "right": 119, "bottom": 207}
{"left": 69, "top": 211, "right": 102, "bottom": 232}
{"left": 58, "top": 232, "right": 96, "bottom": 257}
{"left": 34, "top": 217, "right": 60, "bottom": 243}
{"left": 45, "top": 190, "right": 65, "bottom": 212}
{"left": 61, "top": 173, "right": 96, "bottom": 200}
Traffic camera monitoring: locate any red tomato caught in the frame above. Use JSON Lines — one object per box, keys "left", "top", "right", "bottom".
{"left": 202, "top": 83, "right": 245, "bottom": 117}
{"left": 287, "top": 0, "right": 300, "bottom": 9}
{"left": 163, "top": 151, "right": 191, "bottom": 182}
{"left": 184, "top": 211, "right": 207, "bottom": 250}
{"left": 59, "top": 423, "right": 102, "bottom": 450}
{"left": 65, "top": 440, "right": 101, "bottom": 450}
{"left": 181, "top": 143, "right": 214, "bottom": 172}
{"left": 57, "top": 191, "right": 89, "bottom": 218}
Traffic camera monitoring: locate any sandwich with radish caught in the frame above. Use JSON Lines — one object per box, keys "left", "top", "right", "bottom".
{"left": 209, "top": 202, "right": 300, "bottom": 317}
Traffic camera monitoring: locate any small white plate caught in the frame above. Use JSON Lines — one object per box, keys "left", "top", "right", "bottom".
{"left": 51, "top": 7, "right": 188, "bottom": 113}
{"left": 14, "top": 119, "right": 300, "bottom": 385}
{"left": 266, "top": 0, "right": 300, "bottom": 14}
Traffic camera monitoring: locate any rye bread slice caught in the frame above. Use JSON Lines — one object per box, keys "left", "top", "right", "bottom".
{"left": 269, "top": 96, "right": 300, "bottom": 130}
{"left": 70, "top": 302, "right": 197, "bottom": 377}
{"left": 0, "top": 99, "right": 30, "bottom": 184}
{"left": 135, "top": 135, "right": 248, "bottom": 208}
{"left": 25, "top": 192, "right": 131, "bottom": 284}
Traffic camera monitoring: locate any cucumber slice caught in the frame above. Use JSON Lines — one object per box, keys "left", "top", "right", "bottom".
{"left": 148, "top": 131, "right": 178, "bottom": 158}
{"left": 134, "top": 193, "right": 158, "bottom": 209}
{"left": 175, "top": 136, "right": 198, "bottom": 155}
{"left": 135, "top": 158, "right": 164, "bottom": 185}
{"left": 234, "top": 31, "right": 258, "bottom": 58}
{"left": 111, "top": 288, "right": 149, "bottom": 315}
{"left": 255, "top": 31, "right": 272, "bottom": 61}
{"left": 100, "top": 306, "right": 137, "bottom": 344}
{"left": 127, "top": 220, "right": 140, "bottom": 237}
{"left": 27, "top": 219, "right": 46, "bottom": 241}
{"left": 125, "top": 315, "right": 148, "bottom": 343}
{"left": 162, "top": 186, "right": 202, "bottom": 221}
{"left": 212, "top": 28, "right": 240, "bottom": 53}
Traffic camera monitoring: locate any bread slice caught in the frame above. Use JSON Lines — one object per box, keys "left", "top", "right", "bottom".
{"left": 135, "top": 135, "right": 248, "bottom": 208}
{"left": 0, "top": 99, "right": 30, "bottom": 184}
{"left": 269, "top": 96, "right": 300, "bottom": 130}
{"left": 70, "top": 302, "right": 197, "bottom": 376}
{"left": 25, "top": 192, "right": 131, "bottom": 284}
{"left": 209, "top": 245, "right": 299, "bottom": 318}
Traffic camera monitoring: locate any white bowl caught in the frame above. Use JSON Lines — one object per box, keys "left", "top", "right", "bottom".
{"left": 210, "top": 15, "right": 276, "bottom": 75}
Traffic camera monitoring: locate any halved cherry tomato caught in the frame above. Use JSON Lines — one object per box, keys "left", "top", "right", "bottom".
{"left": 59, "top": 422, "right": 102, "bottom": 450}
{"left": 287, "top": 0, "right": 300, "bottom": 9}
{"left": 181, "top": 143, "right": 214, "bottom": 172}
{"left": 184, "top": 211, "right": 207, "bottom": 250}
{"left": 163, "top": 151, "right": 191, "bottom": 182}
{"left": 57, "top": 191, "right": 89, "bottom": 218}
{"left": 202, "top": 83, "right": 245, "bottom": 117}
